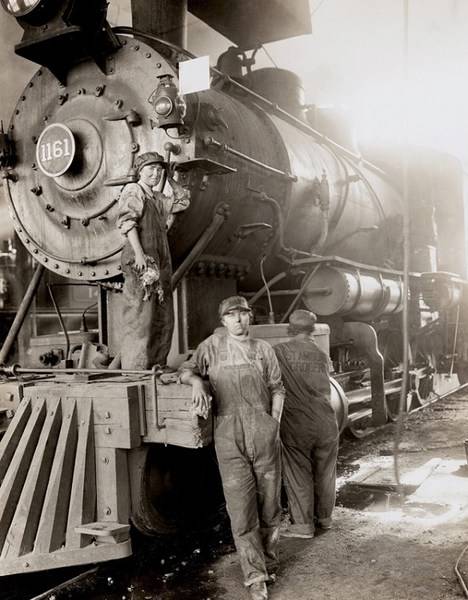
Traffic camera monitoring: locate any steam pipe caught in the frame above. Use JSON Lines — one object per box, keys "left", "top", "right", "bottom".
{"left": 47, "top": 284, "right": 71, "bottom": 361}
{"left": 280, "top": 264, "right": 321, "bottom": 323}
{"left": 0, "top": 262, "right": 45, "bottom": 365}
{"left": 171, "top": 203, "right": 229, "bottom": 289}
{"left": 311, "top": 208, "right": 329, "bottom": 254}
{"left": 249, "top": 272, "right": 287, "bottom": 305}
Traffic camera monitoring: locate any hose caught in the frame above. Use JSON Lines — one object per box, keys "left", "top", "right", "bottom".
{"left": 259, "top": 255, "right": 275, "bottom": 323}
{"left": 455, "top": 544, "right": 468, "bottom": 598}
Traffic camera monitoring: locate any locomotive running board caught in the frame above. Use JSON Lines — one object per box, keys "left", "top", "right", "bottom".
{"left": 0, "top": 395, "right": 132, "bottom": 576}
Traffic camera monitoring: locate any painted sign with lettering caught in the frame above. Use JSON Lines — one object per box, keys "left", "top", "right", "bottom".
{"left": 36, "top": 123, "right": 75, "bottom": 177}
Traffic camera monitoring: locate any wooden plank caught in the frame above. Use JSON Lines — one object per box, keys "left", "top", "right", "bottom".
{"left": 154, "top": 383, "right": 195, "bottom": 400}
{"left": 0, "top": 539, "right": 132, "bottom": 576}
{"left": 92, "top": 396, "right": 132, "bottom": 425}
{"left": 132, "top": 385, "right": 147, "bottom": 437}
{"left": 143, "top": 416, "right": 213, "bottom": 448}
{"left": 94, "top": 424, "right": 136, "bottom": 449}
{"left": 0, "top": 399, "right": 31, "bottom": 482}
{"left": 146, "top": 410, "right": 193, "bottom": 423}
{"left": 145, "top": 406, "right": 198, "bottom": 420}
{"left": 95, "top": 448, "right": 130, "bottom": 523}
{"left": 349, "top": 458, "right": 442, "bottom": 495}
{"left": 29, "top": 381, "right": 141, "bottom": 399}
{"left": 162, "top": 417, "right": 207, "bottom": 431}
{"left": 2, "top": 397, "right": 62, "bottom": 558}
{"left": 66, "top": 400, "right": 96, "bottom": 549}
{"left": 93, "top": 395, "right": 141, "bottom": 448}
{"left": 0, "top": 398, "right": 46, "bottom": 551}
{"left": 35, "top": 399, "right": 78, "bottom": 554}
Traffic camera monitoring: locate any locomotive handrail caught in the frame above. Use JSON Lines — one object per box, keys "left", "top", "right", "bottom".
{"left": 0, "top": 365, "right": 163, "bottom": 377}
{"left": 204, "top": 136, "right": 297, "bottom": 181}
{"left": 111, "top": 27, "right": 392, "bottom": 183}
{"left": 291, "top": 255, "right": 422, "bottom": 278}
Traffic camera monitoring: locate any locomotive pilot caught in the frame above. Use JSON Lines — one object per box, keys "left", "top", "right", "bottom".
{"left": 117, "top": 151, "right": 190, "bottom": 369}
{"left": 179, "top": 296, "right": 285, "bottom": 600}
{"left": 274, "top": 309, "right": 339, "bottom": 538}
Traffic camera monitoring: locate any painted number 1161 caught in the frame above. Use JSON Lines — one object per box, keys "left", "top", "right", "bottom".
{"left": 39, "top": 138, "right": 72, "bottom": 162}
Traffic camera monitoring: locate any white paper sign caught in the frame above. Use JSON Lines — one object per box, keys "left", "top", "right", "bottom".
{"left": 179, "top": 56, "right": 211, "bottom": 95}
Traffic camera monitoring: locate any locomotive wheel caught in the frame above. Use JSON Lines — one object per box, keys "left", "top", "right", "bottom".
{"left": 330, "top": 377, "right": 349, "bottom": 433}
{"left": 128, "top": 444, "right": 225, "bottom": 536}
{"left": 456, "top": 362, "right": 468, "bottom": 385}
{"left": 385, "top": 391, "right": 410, "bottom": 421}
{"left": 346, "top": 409, "right": 374, "bottom": 438}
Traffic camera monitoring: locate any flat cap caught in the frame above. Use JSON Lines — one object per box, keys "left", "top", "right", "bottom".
{"left": 219, "top": 295, "right": 252, "bottom": 318}
{"left": 134, "top": 152, "right": 165, "bottom": 175}
{"left": 289, "top": 309, "right": 317, "bottom": 332}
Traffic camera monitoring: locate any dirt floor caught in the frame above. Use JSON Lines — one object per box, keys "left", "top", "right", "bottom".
{"left": 209, "top": 391, "right": 468, "bottom": 600}
{"left": 4, "top": 391, "right": 468, "bottom": 600}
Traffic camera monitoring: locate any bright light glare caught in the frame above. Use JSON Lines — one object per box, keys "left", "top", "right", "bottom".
{"left": 351, "top": 63, "right": 468, "bottom": 165}
{"left": 344, "top": 458, "right": 468, "bottom": 529}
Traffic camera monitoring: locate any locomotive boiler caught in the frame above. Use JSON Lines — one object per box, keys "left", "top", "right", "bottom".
{"left": 0, "top": 0, "right": 466, "bottom": 577}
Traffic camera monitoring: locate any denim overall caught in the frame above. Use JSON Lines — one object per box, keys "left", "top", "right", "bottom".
{"left": 210, "top": 335, "right": 282, "bottom": 586}
{"left": 121, "top": 185, "right": 174, "bottom": 369}
{"left": 275, "top": 339, "right": 339, "bottom": 533}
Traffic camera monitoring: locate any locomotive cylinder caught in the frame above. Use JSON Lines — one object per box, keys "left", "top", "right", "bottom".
{"left": 302, "top": 265, "right": 404, "bottom": 318}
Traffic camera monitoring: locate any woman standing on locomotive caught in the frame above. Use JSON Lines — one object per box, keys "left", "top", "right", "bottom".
{"left": 117, "top": 152, "right": 190, "bottom": 369}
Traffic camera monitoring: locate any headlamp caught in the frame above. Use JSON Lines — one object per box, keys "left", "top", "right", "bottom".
{"left": 2, "top": 0, "right": 117, "bottom": 83}
{"left": 154, "top": 97, "right": 174, "bottom": 117}
{"left": 1, "top": 0, "right": 42, "bottom": 17}
{"left": 149, "top": 74, "right": 186, "bottom": 131}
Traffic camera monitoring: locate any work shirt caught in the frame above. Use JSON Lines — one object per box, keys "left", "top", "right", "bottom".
{"left": 274, "top": 338, "right": 337, "bottom": 442}
{"left": 183, "top": 331, "right": 285, "bottom": 414}
{"left": 117, "top": 180, "right": 189, "bottom": 235}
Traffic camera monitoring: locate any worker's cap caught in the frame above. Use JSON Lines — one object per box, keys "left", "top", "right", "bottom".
{"left": 288, "top": 309, "right": 317, "bottom": 332}
{"left": 219, "top": 296, "right": 252, "bottom": 318}
{"left": 134, "top": 152, "right": 165, "bottom": 175}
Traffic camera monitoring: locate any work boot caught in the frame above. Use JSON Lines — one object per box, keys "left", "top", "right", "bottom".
{"left": 249, "top": 581, "right": 268, "bottom": 600}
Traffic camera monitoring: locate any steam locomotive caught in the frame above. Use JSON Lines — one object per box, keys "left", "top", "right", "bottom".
{"left": 0, "top": 0, "right": 466, "bottom": 577}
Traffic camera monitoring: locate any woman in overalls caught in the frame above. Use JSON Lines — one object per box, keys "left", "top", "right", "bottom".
{"left": 180, "top": 296, "right": 285, "bottom": 600}
{"left": 117, "top": 152, "right": 189, "bottom": 369}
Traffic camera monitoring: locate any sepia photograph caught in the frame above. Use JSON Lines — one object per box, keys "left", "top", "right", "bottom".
{"left": 0, "top": 1, "right": 467, "bottom": 598}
